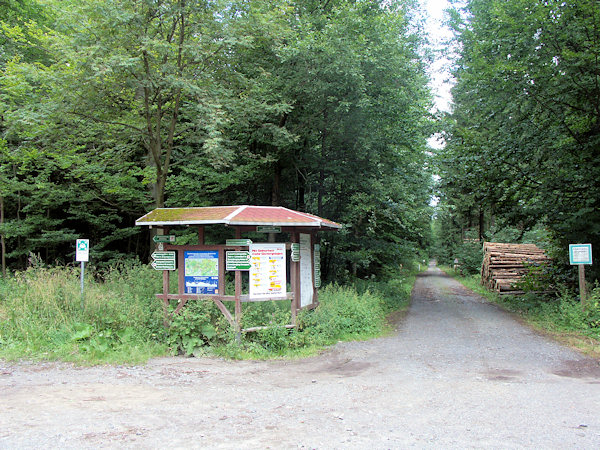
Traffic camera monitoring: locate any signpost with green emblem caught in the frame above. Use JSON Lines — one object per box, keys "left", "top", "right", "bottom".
{"left": 76, "top": 239, "right": 89, "bottom": 310}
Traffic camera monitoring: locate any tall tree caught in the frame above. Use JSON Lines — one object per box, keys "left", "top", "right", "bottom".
{"left": 439, "top": 0, "right": 600, "bottom": 279}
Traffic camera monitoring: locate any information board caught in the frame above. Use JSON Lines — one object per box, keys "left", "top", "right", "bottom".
{"left": 184, "top": 251, "right": 219, "bottom": 294}
{"left": 249, "top": 244, "right": 286, "bottom": 299}
{"left": 299, "top": 234, "right": 313, "bottom": 307}
{"left": 256, "top": 226, "right": 282, "bottom": 233}
{"left": 569, "top": 244, "right": 593, "bottom": 265}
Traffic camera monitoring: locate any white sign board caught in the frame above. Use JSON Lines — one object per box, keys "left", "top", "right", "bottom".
{"left": 299, "top": 234, "right": 313, "bottom": 307}
{"left": 76, "top": 239, "right": 89, "bottom": 262}
{"left": 569, "top": 244, "right": 593, "bottom": 265}
{"left": 249, "top": 244, "right": 286, "bottom": 299}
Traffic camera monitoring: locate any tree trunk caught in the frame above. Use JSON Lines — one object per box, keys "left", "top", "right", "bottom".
{"left": 297, "top": 170, "right": 306, "bottom": 211}
{"left": 318, "top": 109, "right": 328, "bottom": 217}
{"left": 271, "top": 161, "right": 281, "bottom": 206}
{"left": 479, "top": 207, "right": 485, "bottom": 242}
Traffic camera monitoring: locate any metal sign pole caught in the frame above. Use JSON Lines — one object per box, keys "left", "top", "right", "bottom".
{"left": 76, "top": 239, "right": 89, "bottom": 311}
{"left": 80, "top": 261, "right": 85, "bottom": 310}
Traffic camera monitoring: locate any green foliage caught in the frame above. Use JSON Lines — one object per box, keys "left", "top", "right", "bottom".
{"left": 1, "top": 0, "right": 433, "bottom": 359}
{"left": 438, "top": 0, "right": 600, "bottom": 282}
{"left": 1, "top": 0, "right": 433, "bottom": 281}
{"left": 0, "top": 262, "right": 166, "bottom": 363}
{"left": 454, "top": 243, "right": 482, "bottom": 276}
{"left": 166, "top": 300, "right": 229, "bottom": 357}
{"left": 300, "top": 285, "right": 386, "bottom": 340}
{"left": 0, "top": 260, "right": 421, "bottom": 362}
{"left": 515, "top": 263, "right": 554, "bottom": 293}
{"left": 497, "top": 286, "right": 600, "bottom": 339}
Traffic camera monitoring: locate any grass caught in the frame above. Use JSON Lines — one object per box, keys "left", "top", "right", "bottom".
{"left": 0, "top": 263, "right": 167, "bottom": 364}
{"left": 0, "top": 262, "right": 420, "bottom": 364}
{"left": 440, "top": 266, "right": 600, "bottom": 358}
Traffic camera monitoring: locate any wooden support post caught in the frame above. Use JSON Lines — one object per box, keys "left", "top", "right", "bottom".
{"left": 160, "top": 226, "right": 172, "bottom": 326}
{"left": 234, "top": 227, "right": 242, "bottom": 341}
{"left": 198, "top": 226, "right": 205, "bottom": 245}
{"left": 579, "top": 264, "right": 587, "bottom": 306}
{"left": 218, "top": 248, "right": 225, "bottom": 298}
{"left": 162, "top": 269, "right": 170, "bottom": 326}
{"left": 290, "top": 231, "right": 299, "bottom": 325}
{"left": 177, "top": 248, "right": 185, "bottom": 296}
{"left": 312, "top": 232, "right": 318, "bottom": 305}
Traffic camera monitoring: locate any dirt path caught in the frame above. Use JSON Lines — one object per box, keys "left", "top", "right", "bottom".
{"left": 2, "top": 264, "right": 600, "bottom": 448}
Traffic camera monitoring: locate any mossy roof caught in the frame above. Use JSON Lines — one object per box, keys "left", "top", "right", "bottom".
{"left": 136, "top": 205, "right": 341, "bottom": 229}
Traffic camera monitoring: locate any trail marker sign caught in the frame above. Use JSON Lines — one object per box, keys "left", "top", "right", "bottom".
{"left": 75, "top": 239, "right": 89, "bottom": 310}
{"left": 151, "top": 251, "right": 176, "bottom": 271}
{"left": 226, "top": 239, "right": 252, "bottom": 247}
{"left": 76, "top": 239, "right": 89, "bottom": 262}
{"left": 153, "top": 235, "right": 176, "bottom": 244}
{"left": 226, "top": 251, "right": 251, "bottom": 271}
{"left": 291, "top": 243, "right": 300, "bottom": 262}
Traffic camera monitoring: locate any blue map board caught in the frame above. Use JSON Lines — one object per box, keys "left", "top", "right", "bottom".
{"left": 184, "top": 250, "right": 219, "bottom": 294}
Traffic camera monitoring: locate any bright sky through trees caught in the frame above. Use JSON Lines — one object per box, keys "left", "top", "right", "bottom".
{"left": 422, "top": 0, "right": 453, "bottom": 114}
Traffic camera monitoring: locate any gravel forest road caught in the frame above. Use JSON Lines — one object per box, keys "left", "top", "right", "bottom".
{"left": 2, "top": 264, "right": 600, "bottom": 449}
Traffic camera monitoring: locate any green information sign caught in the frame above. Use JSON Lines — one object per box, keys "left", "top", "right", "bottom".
{"left": 226, "top": 251, "right": 251, "bottom": 271}
{"left": 153, "top": 235, "right": 176, "bottom": 243}
{"left": 256, "top": 226, "right": 282, "bottom": 233}
{"left": 291, "top": 243, "right": 300, "bottom": 262}
{"left": 151, "top": 251, "right": 176, "bottom": 270}
{"left": 151, "top": 260, "right": 176, "bottom": 270}
{"left": 569, "top": 244, "right": 593, "bottom": 265}
{"left": 226, "top": 239, "right": 253, "bottom": 246}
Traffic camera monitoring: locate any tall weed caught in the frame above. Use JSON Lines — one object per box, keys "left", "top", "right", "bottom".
{"left": 0, "top": 263, "right": 166, "bottom": 363}
{"left": 1, "top": 262, "right": 420, "bottom": 362}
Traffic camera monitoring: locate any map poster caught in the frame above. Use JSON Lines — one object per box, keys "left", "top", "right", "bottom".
{"left": 249, "top": 244, "right": 286, "bottom": 299}
{"left": 184, "top": 251, "right": 219, "bottom": 294}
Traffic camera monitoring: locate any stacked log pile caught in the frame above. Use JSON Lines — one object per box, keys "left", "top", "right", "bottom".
{"left": 481, "top": 242, "right": 550, "bottom": 294}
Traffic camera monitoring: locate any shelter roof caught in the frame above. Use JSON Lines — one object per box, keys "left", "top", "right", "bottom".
{"left": 135, "top": 205, "right": 341, "bottom": 229}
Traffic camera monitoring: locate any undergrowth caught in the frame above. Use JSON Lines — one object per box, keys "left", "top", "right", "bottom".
{"left": 0, "top": 263, "right": 419, "bottom": 363}
{"left": 0, "top": 263, "right": 167, "bottom": 364}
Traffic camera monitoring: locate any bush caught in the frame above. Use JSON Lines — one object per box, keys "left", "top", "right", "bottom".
{"left": 454, "top": 243, "right": 483, "bottom": 275}
{"left": 516, "top": 263, "right": 554, "bottom": 292}
{"left": 166, "top": 300, "right": 229, "bottom": 356}
{"left": 297, "top": 285, "right": 386, "bottom": 342}
{"left": 494, "top": 284, "right": 600, "bottom": 339}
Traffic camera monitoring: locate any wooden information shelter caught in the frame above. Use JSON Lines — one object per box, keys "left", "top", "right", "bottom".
{"left": 135, "top": 205, "right": 340, "bottom": 332}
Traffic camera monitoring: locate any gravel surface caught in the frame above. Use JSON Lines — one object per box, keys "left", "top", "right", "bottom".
{"left": 2, "top": 264, "right": 599, "bottom": 449}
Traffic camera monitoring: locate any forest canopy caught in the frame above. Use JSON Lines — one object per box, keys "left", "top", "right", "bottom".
{"left": 434, "top": 0, "right": 600, "bottom": 283}
{"left": 0, "top": 0, "right": 434, "bottom": 280}
{"left": 4, "top": 0, "right": 599, "bottom": 286}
